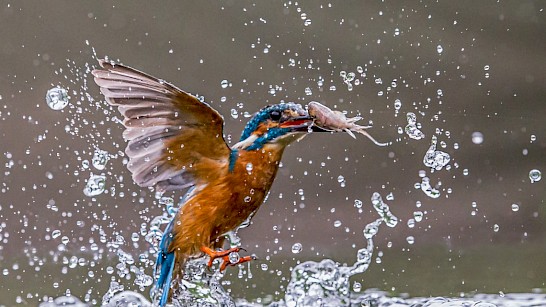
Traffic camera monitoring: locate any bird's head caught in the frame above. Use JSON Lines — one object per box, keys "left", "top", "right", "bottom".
{"left": 233, "top": 103, "right": 314, "bottom": 151}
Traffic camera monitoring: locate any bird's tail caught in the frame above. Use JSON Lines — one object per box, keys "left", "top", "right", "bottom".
{"left": 152, "top": 218, "right": 179, "bottom": 307}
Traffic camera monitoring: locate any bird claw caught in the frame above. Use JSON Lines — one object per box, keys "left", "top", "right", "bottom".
{"left": 200, "top": 246, "right": 255, "bottom": 271}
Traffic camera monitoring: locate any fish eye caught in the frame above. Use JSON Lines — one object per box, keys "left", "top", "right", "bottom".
{"left": 270, "top": 110, "right": 282, "bottom": 121}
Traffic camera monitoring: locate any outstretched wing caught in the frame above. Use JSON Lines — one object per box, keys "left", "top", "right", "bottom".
{"left": 92, "top": 59, "right": 230, "bottom": 192}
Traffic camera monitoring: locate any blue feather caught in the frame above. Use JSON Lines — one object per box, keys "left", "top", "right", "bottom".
{"left": 246, "top": 127, "right": 290, "bottom": 150}
{"left": 240, "top": 103, "right": 298, "bottom": 141}
{"left": 153, "top": 217, "right": 176, "bottom": 306}
{"left": 228, "top": 149, "right": 239, "bottom": 173}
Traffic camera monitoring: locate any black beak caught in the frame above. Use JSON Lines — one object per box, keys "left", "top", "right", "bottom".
{"left": 279, "top": 115, "right": 315, "bottom": 132}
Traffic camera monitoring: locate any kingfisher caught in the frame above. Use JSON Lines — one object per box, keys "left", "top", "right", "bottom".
{"left": 92, "top": 59, "right": 381, "bottom": 306}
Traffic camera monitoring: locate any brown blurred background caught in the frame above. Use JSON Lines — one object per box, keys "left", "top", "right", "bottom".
{"left": 0, "top": 1, "right": 545, "bottom": 305}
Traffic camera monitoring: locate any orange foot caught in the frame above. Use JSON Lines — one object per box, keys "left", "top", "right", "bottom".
{"left": 200, "top": 246, "right": 256, "bottom": 271}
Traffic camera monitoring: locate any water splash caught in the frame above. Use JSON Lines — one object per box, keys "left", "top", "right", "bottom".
{"left": 42, "top": 291, "right": 546, "bottom": 307}
{"left": 423, "top": 135, "right": 451, "bottom": 171}
{"left": 283, "top": 192, "right": 398, "bottom": 307}
{"left": 405, "top": 112, "right": 425, "bottom": 140}
{"left": 150, "top": 258, "right": 236, "bottom": 307}
{"left": 370, "top": 192, "right": 398, "bottom": 228}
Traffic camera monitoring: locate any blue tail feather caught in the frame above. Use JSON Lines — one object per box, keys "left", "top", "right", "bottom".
{"left": 152, "top": 217, "right": 176, "bottom": 307}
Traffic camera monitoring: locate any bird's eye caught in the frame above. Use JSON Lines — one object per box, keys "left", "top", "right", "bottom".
{"left": 270, "top": 111, "right": 282, "bottom": 121}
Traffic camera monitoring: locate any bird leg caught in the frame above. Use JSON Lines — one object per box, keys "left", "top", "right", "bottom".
{"left": 200, "top": 246, "right": 256, "bottom": 271}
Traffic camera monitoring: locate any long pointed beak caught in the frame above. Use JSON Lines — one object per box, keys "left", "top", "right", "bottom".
{"left": 279, "top": 115, "right": 314, "bottom": 132}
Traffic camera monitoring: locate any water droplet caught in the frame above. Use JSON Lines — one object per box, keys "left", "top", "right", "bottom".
{"left": 386, "top": 192, "right": 394, "bottom": 201}
{"left": 291, "top": 243, "right": 302, "bottom": 254}
{"left": 529, "top": 169, "right": 541, "bottom": 183}
{"left": 423, "top": 136, "right": 451, "bottom": 171}
{"left": 437, "top": 45, "right": 444, "bottom": 54}
{"left": 92, "top": 148, "right": 110, "bottom": 170}
{"left": 354, "top": 199, "right": 363, "bottom": 208}
{"left": 405, "top": 112, "right": 425, "bottom": 140}
{"left": 406, "top": 236, "right": 415, "bottom": 244}
{"left": 244, "top": 196, "right": 252, "bottom": 203}
{"left": 220, "top": 79, "right": 229, "bottom": 88}
{"left": 420, "top": 177, "right": 441, "bottom": 198}
{"left": 511, "top": 204, "right": 519, "bottom": 212}
{"left": 61, "top": 236, "right": 70, "bottom": 245}
{"left": 304, "top": 87, "right": 312, "bottom": 96}
{"left": 407, "top": 219, "right": 415, "bottom": 228}
{"left": 134, "top": 274, "right": 153, "bottom": 287}
{"left": 333, "top": 220, "right": 342, "bottom": 228}
{"left": 371, "top": 193, "right": 398, "bottom": 227}
{"left": 472, "top": 131, "right": 484, "bottom": 144}
{"left": 353, "top": 281, "right": 362, "bottom": 292}
{"left": 83, "top": 174, "right": 106, "bottom": 197}
{"left": 394, "top": 99, "right": 402, "bottom": 110}
{"left": 246, "top": 163, "right": 253, "bottom": 173}
{"left": 261, "top": 263, "right": 268, "bottom": 271}
{"left": 413, "top": 211, "right": 423, "bottom": 222}
{"left": 230, "top": 109, "right": 238, "bottom": 119}
{"left": 51, "top": 230, "right": 61, "bottom": 239}
{"left": 45, "top": 87, "right": 69, "bottom": 110}
{"left": 337, "top": 175, "right": 345, "bottom": 183}
{"left": 228, "top": 252, "right": 241, "bottom": 264}
{"left": 493, "top": 224, "right": 500, "bottom": 232}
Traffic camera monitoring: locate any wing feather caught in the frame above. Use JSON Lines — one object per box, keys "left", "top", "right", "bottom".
{"left": 92, "top": 59, "right": 230, "bottom": 191}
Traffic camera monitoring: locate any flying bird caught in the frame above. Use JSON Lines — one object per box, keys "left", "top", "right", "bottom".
{"left": 92, "top": 59, "right": 384, "bottom": 305}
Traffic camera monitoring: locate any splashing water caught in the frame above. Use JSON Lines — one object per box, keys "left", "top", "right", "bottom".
{"left": 31, "top": 47, "right": 543, "bottom": 307}
{"left": 282, "top": 192, "right": 397, "bottom": 307}
{"left": 49, "top": 168, "right": 546, "bottom": 306}
{"left": 405, "top": 112, "right": 425, "bottom": 140}
{"left": 423, "top": 135, "right": 451, "bottom": 171}
{"left": 44, "top": 291, "right": 546, "bottom": 307}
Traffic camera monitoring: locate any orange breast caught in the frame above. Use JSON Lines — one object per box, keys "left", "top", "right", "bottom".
{"left": 170, "top": 145, "right": 286, "bottom": 256}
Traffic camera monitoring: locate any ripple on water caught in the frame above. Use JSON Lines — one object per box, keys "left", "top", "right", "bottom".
{"left": 42, "top": 291, "right": 546, "bottom": 307}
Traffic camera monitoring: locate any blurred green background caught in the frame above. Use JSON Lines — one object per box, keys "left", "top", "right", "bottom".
{"left": 0, "top": 1, "right": 545, "bottom": 305}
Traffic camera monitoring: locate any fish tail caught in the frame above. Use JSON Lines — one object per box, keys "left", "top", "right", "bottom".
{"left": 355, "top": 129, "right": 390, "bottom": 146}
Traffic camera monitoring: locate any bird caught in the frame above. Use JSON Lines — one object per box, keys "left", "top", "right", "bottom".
{"left": 92, "top": 59, "right": 325, "bottom": 306}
